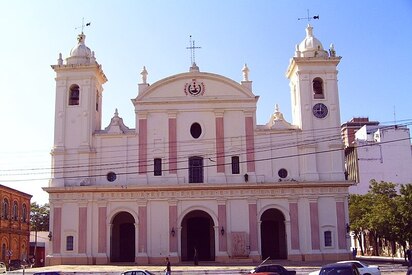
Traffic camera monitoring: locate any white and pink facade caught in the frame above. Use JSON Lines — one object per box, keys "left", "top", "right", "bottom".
{"left": 45, "top": 25, "right": 352, "bottom": 265}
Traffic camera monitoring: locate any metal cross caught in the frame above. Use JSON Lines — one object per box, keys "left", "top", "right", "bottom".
{"left": 298, "top": 9, "right": 319, "bottom": 22}
{"left": 186, "top": 35, "right": 201, "bottom": 65}
{"left": 75, "top": 17, "right": 91, "bottom": 33}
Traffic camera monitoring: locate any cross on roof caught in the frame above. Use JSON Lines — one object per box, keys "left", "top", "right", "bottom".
{"left": 75, "top": 17, "right": 91, "bottom": 33}
{"left": 298, "top": 9, "right": 319, "bottom": 22}
{"left": 186, "top": 35, "right": 201, "bottom": 65}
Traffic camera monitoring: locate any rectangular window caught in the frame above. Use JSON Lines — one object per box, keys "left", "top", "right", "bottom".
{"left": 154, "top": 158, "right": 162, "bottom": 176}
{"left": 231, "top": 156, "right": 240, "bottom": 174}
{"left": 324, "top": 231, "right": 332, "bottom": 247}
{"left": 189, "top": 157, "right": 203, "bottom": 183}
{"left": 66, "top": 236, "right": 74, "bottom": 251}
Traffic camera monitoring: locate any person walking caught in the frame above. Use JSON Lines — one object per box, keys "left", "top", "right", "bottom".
{"left": 193, "top": 247, "right": 199, "bottom": 266}
{"left": 164, "top": 257, "right": 171, "bottom": 275}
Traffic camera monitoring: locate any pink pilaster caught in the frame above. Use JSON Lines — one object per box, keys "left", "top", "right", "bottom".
{"left": 139, "top": 118, "right": 147, "bottom": 174}
{"left": 310, "top": 202, "right": 320, "bottom": 250}
{"left": 289, "top": 202, "right": 300, "bottom": 250}
{"left": 138, "top": 206, "right": 148, "bottom": 253}
{"left": 218, "top": 204, "right": 227, "bottom": 251}
{"left": 248, "top": 203, "right": 258, "bottom": 251}
{"left": 78, "top": 207, "right": 87, "bottom": 253}
{"left": 98, "top": 207, "right": 107, "bottom": 253}
{"left": 169, "top": 205, "right": 178, "bottom": 252}
{"left": 336, "top": 201, "right": 346, "bottom": 249}
{"left": 52, "top": 207, "right": 61, "bottom": 254}
{"left": 168, "top": 118, "right": 177, "bottom": 174}
{"left": 215, "top": 117, "right": 225, "bottom": 173}
{"left": 245, "top": 116, "right": 255, "bottom": 172}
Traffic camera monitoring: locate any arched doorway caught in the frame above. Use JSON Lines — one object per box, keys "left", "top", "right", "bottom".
{"left": 111, "top": 211, "right": 135, "bottom": 262}
{"left": 260, "top": 208, "right": 287, "bottom": 259}
{"left": 181, "top": 210, "right": 215, "bottom": 261}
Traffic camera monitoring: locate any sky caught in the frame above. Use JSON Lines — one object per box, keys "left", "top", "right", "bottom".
{"left": 0, "top": 0, "right": 411, "bottom": 205}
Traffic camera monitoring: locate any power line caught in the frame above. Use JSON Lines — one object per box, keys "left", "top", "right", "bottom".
{"left": 1, "top": 133, "right": 410, "bottom": 183}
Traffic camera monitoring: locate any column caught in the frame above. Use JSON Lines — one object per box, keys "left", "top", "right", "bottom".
{"left": 218, "top": 203, "right": 227, "bottom": 251}
{"left": 98, "top": 206, "right": 107, "bottom": 253}
{"left": 289, "top": 202, "right": 300, "bottom": 250}
{"left": 245, "top": 115, "right": 255, "bottom": 172}
{"left": 52, "top": 207, "right": 62, "bottom": 254}
{"left": 78, "top": 207, "right": 87, "bottom": 253}
{"left": 336, "top": 200, "right": 346, "bottom": 249}
{"left": 215, "top": 113, "right": 225, "bottom": 173}
{"left": 309, "top": 201, "right": 320, "bottom": 250}
{"left": 248, "top": 200, "right": 258, "bottom": 254}
{"left": 168, "top": 114, "right": 177, "bottom": 174}
{"left": 138, "top": 114, "right": 147, "bottom": 174}
{"left": 169, "top": 202, "right": 178, "bottom": 253}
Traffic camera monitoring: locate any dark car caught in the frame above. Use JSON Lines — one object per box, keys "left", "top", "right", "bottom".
{"left": 250, "top": 264, "right": 296, "bottom": 275}
{"left": 318, "top": 262, "right": 361, "bottom": 275}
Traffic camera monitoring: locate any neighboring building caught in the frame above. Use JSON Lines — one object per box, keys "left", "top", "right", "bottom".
{"left": 44, "top": 25, "right": 352, "bottom": 265}
{"left": 344, "top": 123, "right": 412, "bottom": 194}
{"left": 0, "top": 185, "right": 31, "bottom": 266}
{"left": 29, "top": 231, "right": 51, "bottom": 267}
{"left": 341, "top": 117, "right": 379, "bottom": 148}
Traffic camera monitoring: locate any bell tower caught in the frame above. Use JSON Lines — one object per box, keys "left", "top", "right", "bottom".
{"left": 286, "top": 25, "right": 345, "bottom": 181}
{"left": 50, "top": 32, "right": 107, "bottom": 187}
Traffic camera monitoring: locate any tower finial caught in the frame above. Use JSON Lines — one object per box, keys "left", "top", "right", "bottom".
{"left": 75, "top": 17, "right": 91, "bottom": 34}
{"left": 242, "top": 64, "right": 250, "bottom": 81}
{"left": 298, "top": 9, "right": 319, "bottom": 23}
{"left": 186, "top": 35, "right": 202, "bottom": 67}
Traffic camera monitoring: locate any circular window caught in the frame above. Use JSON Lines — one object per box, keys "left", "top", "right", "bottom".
{"left": 190, "top": 122, "right": 202, "bottom": 139}
{"left": 278, "top": 168, "right": 288, "bottom": 179}
{"left": 107, "top": 172, "right": 117, "bottom": 182}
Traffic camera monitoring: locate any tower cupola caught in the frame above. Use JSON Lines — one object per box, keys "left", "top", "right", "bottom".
{"left": 295, "top": 24, "right": 328, "bottom": 58}
{"left": 66, "top": 33, "right": 94, "bottom": 65}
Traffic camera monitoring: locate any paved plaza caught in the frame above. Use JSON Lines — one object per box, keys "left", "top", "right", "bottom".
{"left": 7, "top": 257, "right": 409, "bottom": 275}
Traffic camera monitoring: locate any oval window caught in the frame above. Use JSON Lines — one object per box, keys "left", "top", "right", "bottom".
{"left": 190, "top": 123, "right": 202, "bottom": 139}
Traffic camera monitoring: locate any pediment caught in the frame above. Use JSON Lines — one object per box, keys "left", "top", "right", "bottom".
{"left": 133, "top": 71, "right": 256, "bottom": 104}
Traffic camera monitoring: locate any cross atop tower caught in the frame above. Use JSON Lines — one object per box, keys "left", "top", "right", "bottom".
{"left": 298, "top": 9, "right": 319, "bottom": 23}
{"left": 186, "top": 35, "right": 201, "bottom": 66}
{"left": 75, "top": 17, "right": 91, "bottom": 34}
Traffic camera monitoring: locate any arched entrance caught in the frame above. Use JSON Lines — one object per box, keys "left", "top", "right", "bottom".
{"left": 111, "top": 211, "right": 135, "bottom": 262}
{"left": 260, "top": 208, "right": 287, "bottom": 259}
{"left": 181, "top": 210, "right": 215, "bottom": 261}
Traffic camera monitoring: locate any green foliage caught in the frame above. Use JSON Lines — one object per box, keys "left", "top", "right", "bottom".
{"left": 349, "top": 180, "right": 411, "bottom": 256}
{"left": 30, "top": 202, "right": 50, "bottom": 232}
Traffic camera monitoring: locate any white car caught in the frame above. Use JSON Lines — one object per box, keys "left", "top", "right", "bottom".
{"left": 309, "top": 261, "right": 380, "bottom": 275}
{"left": 337, "top": 261, "right": 381, "bottom": 275}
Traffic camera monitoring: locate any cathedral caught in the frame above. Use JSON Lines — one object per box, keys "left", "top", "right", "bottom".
{"left": 45, "top": 24, "right": 352, "bottom": 265}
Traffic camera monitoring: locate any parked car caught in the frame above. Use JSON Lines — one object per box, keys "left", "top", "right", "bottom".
{"left": 250, "top": 264, "right": 296, "bottom": 275}
{"left": 316, "top": 262, "right": 361, "bottom": 275}
{"left": 33, "top": 272, "right": 60, "bottom": 275}
{"left": 337, "top": 261, "right": 381, "bottom": 275}
{"left": 121, "top": 270, "right": 155, "bottom": 275}
{"left": 0, "top": 262, "right": 5, "bottom": 274}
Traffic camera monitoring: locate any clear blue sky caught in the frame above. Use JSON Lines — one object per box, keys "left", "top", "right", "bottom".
{"left": 0, "top": 0, "right": 411, "bottom": 204}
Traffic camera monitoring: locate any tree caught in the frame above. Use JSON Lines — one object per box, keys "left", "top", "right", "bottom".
{"left": 349, "top": 180, "right": 411, "bottom": 257}
{"left": 397, "top": 184, "right": 412, "bottom": 260}
{"left": 349, "top": 194, "right": 373, "bottom": 255}
{"left": 30, "top": 202, "right": 49, "bottom": 231}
